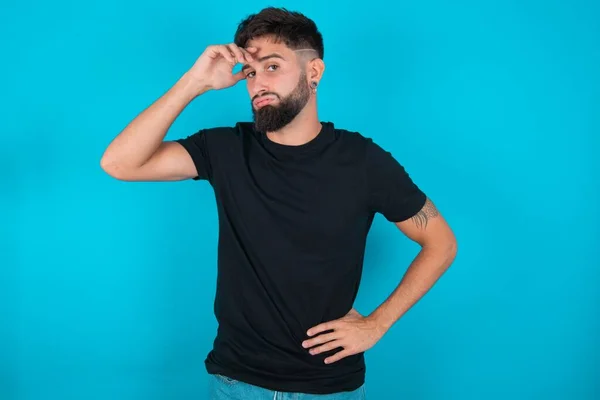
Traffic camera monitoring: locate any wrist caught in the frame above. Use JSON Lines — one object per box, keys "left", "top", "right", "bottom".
{"left": 178, "top": 72, "right": 211, "bottom": 98}
{"left": 367, "top": 309, "right": 393, "bottom": 335}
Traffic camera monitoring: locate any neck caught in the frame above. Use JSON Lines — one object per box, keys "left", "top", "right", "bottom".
{"left": 266, "top": 101, "right": 321, "bottom": 146}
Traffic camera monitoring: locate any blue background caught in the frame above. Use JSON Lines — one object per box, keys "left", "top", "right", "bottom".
{"left": 2, "top": 0, "right": 599, "bottom": 399}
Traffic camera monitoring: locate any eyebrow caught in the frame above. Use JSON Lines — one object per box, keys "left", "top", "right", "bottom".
{"left": 241, "top": 53, "right": 286, "bottom": 71}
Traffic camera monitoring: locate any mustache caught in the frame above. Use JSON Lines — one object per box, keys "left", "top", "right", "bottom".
{"left": 252, "top": 92, "right": 280, "bottom": 102}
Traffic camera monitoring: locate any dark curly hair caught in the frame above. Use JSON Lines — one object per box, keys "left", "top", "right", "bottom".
{"left": 234, "top": 7, "right": 324, "bottom": 60}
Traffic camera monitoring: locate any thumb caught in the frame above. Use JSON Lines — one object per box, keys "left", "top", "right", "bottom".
{"left": 233, "top": 70, "right": 246, "bottom": 82}
{"left": 347, "top": 308, "right": 361, "bottom": 317}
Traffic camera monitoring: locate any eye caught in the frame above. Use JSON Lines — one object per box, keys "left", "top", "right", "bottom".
{"left": 246, "top": 71, "right": 256, "bottom": 78}
{"left": 266, "top": 64, "right": 279, "bottom": 72}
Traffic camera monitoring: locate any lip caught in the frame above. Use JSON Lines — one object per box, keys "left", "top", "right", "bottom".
{"left": 253, "top": 96, "right": 276, "bottom": 108}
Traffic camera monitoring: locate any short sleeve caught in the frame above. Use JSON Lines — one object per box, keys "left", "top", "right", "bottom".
{"left": 175, "top": 129, "right": 212, "bottom": 181}
{"left": 366, "top": 139, "right": 427, "bottom": 222}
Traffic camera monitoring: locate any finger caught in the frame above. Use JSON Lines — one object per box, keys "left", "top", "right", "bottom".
{"left": 324, "top": 348, "right": 353, "bottom": 364}
{"left": 309, "top": 340, "right": 343, "bottom": 355}
{"left": 307, "top": 321, "right": 336, "bottom": 337}
{"left": 215, "top": 45, "right": 235, "bottom": 64}
{"left": 232, "top": 70, "right": 246, "bottom": 82}
{"left": 239, "top": 47, "right": 254, "bottom": 62}
{"left": 227, "top": 44, "right": 245, "bottom": 64}
{"left": 205, "top": 45, "right": 222, "bottom": 60}
{"left": 246, "top": 46, "right": 258, "bottom": 53}
{"left": 302, "top": 331, "right": 339, "bottom": 349}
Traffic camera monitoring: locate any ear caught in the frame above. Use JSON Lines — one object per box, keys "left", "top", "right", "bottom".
{"left": 307, "top": 58, "right": 325, "bottom": 86}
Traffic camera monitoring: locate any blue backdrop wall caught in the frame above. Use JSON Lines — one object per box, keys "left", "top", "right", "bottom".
{"left": 2, "top": 0, "right": 599, "bottom": 399}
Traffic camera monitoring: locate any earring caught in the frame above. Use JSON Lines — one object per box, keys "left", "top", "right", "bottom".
{"left": 311, "top": 81, "right": 318, "bottom": 93}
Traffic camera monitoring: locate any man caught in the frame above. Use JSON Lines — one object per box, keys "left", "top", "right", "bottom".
{"left": 101, "top": 7, "right": 457, "bottom": 400}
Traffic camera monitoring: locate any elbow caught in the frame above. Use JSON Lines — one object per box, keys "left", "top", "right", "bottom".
{"left": 100, "top": 154, "right": 110, "bottom": 173}
{"left": 422, "top": 233, "right": 457, "bottom": 266}
{"left": 100, "top": 154, "right": 116, "bottom": 176}
{"left": 449, "top": 239, "right": 458, "bottom": 262}
{"left": 100, "top": 155, "right": 128, "bottom": 180}
{"left": 445, "top": 235, "right": 458, "bottom": 266}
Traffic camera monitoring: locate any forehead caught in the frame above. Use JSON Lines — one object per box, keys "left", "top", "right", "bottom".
{"left": 245, "top": 36, "right": 293, "bottom": 57}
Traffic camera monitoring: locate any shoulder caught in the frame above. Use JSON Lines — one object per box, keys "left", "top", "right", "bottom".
{"left": 330, "top": 124, "right": 367, "bottom": 142}
{"left": 329, "top": 123, "right": 382, "bottom": 156}
{"left": 329, "top": 124, "right": 413, "bottom": 173}
{"left": 196, "top": 122, "right": 249, "bottom": 137}
{"left": 185, "top": 121, "right": 256, "bottom": 146}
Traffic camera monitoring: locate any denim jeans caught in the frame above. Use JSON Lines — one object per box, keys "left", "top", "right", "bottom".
{"left": 209, "top": 373, "right": 367, "bottom": 399}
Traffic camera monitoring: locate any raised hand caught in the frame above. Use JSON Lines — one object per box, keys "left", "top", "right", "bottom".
{"left": 186, "top": 43, "right": 257, "bottom": 92}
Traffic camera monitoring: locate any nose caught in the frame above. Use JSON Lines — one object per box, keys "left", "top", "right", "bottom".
{"left": 253, "top": 87, "right": 268, "bottom": 99}
{"left": 248, "top": 72, "right": 270, "bottom": 98}
{"left": 250, "top": 87, "right": 271, "bottom": 104}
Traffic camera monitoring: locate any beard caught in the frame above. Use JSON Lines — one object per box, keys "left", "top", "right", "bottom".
{"left": 251, "top": 72, "right": 311, "bottom": 133}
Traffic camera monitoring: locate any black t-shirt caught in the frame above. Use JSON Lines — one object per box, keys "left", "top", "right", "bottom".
{"left": 176, "top": 121, "right": 426, "bottom": 394}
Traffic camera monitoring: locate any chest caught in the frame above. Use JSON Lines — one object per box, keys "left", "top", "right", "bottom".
{"left": 214, "top": 150, "right": 370, "bottom": 247}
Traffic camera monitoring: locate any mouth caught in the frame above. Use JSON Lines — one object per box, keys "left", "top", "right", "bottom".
{"left": 253, "top": 96, "right": 277, "bottom": 109}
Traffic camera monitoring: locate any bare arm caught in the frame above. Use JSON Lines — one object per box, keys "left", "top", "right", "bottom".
{"left": 100, "top": 43, "right": 255, "bottom": 181}
{"left": 302, "top": 197, "right": 457, "bottom": 364}
{"left": 368, "top": 197, "right": 458, "bottom": 331}
{"left": 100, "top": 74, "right": 207, "bottom": 181}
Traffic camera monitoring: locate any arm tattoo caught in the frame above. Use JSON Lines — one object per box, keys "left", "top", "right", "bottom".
{"left": 411, "top": 198, "right": 439, "bottom": 229}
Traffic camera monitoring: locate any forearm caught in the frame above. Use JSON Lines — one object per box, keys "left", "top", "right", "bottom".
{"left": 101, "top": 73, "right": 208, "bottom": 170}
{"left": 367, "top": 243, "right": 457, "bottom": 332}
